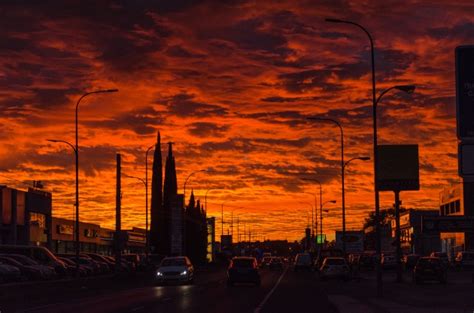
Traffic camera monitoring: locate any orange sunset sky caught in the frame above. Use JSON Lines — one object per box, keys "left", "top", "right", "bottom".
{"left": 0, "top": 1, "right": 472, "bottom": 240}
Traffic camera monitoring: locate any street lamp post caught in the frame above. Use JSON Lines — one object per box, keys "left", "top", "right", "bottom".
{"left": 74, "top": 89, "right": 118, "bottom": 276}
{"left": 301, "top": 178, "right": 323, "bottom": 250}
{"left": 308, "top": 117, "right": 345, "bottom": 254}
{"left": 183, "top": 170, "right": 207, "bottom": 204}
{"left": 144, "top": 144, "right": 154, "bottom": 259}
{"left": 341, "top": 156, "right": 370, "bottom": 254}
{"left": 321, "top": 200, "right": 337, "bottom": 247}
{"left": 46, "top": 139, "right": 77, "bottom": 273}
{"left": 325, "top": 17, "right": 415, "bottom": 296}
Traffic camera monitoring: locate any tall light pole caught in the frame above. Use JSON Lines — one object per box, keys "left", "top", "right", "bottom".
{"left": 341, "top": 156, "right": 370, "bottom": 254}
{"left": 123, "top": 173, "right": 147, "bottom": 256}
{"left": 74, "top": 89, "right": 118, "bottom": 275}
{"left": 325, "top": 17, "right": 415, "bottom": 297}
{"left": 301, "top": 178, "right": 323, "bottom": 250}
{"left": 144, "top": 144, "right": 154, "bottom": 259}
{"left": 308, "top": 117, "right": 345, "bottom": 253}
{"left": 46, "top": 139, "right": 77, "bottom": 274}
{"left": 321, "top": 200, "right": 337, "bottom": 247}
{"left": 183, "top": 169, "right": 207, "bottom": 204}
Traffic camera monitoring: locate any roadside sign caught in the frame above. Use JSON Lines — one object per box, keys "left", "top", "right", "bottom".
{"left": 335, "top": 231, "right": 364, "bottom": 253}
{"left": 422, "top": 216, "right": 474, "bottom": 233}
{"left": 377, "top": 145, "right": 420, "bottom": 191}
{"left": 316, "top": 234, "right": 326, "bottom": 244}
{"left": 456, "top": 45, "right": 474, "bottom": 139}
{"left": 459, "top": 143, "right": 474, "bottom": 177}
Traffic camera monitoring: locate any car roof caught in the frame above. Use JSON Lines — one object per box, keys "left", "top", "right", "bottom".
{"left": 233, "top": 256, "right": 255, "bottom": 260}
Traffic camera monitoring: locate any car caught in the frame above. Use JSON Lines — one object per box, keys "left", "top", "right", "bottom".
{"left": 0, "top": 255, "right": 55, "bottom": 280}
{"left": 0, "top": 245, "right": 67, "bottom": 276}
{"left": 58, "top": 257, "right": 91, "bottom": 276}
{"left": 358, "top": 253, "right": 376, "bottom": 270}
{"left": 402, "top": 254, "right": 420, "bottom": 271}
{"left": 319, "top": 257, "right": 350, "bottom": 280}
{"left": 269, "top": 257, "right": 284, "bottom": 270}
{"left": 261, "top": 256, "right": 272, "bottom": 268}
{"left": 381, "top": 254, "right": 397, "bottom": 270}
{"left": 84, "top": 253, "right": 115, "bottom": 271}
{"left": 455, "top": 251, "right": 474, "bottom": 269}
{"left": 294, "top": 253, "right": 312, "bottom": 272}
{"left": 0, "top": 261, "right": 22, "bottom": 283}
{"left": 156, "top": 256, "right": 194, "bottom": 285}
{"left": 227, "top": 257, "right": 260, "bottom": 286}
{"left": 413, "top": 257, "right": 447, "bottom": 284}
{"left": 430, "top": 252, "right": 450, "bottom": 267}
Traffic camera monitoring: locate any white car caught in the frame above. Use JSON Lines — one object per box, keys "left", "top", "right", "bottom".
{"left": 319, "top": 257, "right": 350, "bottom": 280}
{"left": 156, "top": 256, "right": 194, "bottom": 285}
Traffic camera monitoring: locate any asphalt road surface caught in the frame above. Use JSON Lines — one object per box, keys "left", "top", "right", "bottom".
{"left": 11, "top": 266, "right": 337, "bottom": 313}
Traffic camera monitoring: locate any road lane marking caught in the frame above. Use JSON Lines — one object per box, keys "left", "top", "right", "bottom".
{"left": 253, "top": 267, "right": 289, "bottom": 313}
{"left": 130, "top": 305, "right": 144, "bottom": 312}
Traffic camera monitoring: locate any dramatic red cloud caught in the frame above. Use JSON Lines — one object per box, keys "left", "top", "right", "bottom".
{"left": 1, "top": 1, "right": 472, "bottom": 240}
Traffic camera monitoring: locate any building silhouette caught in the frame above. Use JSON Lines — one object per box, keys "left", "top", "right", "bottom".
{"left": 150, "top": 132, "right": 164, "bottom": 254}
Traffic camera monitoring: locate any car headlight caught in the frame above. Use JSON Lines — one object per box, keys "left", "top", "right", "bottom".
{"left": 180, "top": 270, "right": 187, "bottom": 276}
{"left": 156, "top": 271, "right": 163, "bottom": 276}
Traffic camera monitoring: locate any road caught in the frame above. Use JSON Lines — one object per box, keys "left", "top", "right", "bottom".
{"left": 10, "top": 266, "right": 337, "bottom": 313}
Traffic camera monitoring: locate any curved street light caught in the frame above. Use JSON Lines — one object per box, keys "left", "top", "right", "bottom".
{"left": 325, "top": 17, "right": 415, "bottom": 296}
{"left": 183, "top": 169, "right": 207, "bottom": 205}
{"left": 74, "top": 89, "right": 118, "bottom": 275}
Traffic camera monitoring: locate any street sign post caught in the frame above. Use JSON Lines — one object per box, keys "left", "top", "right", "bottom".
{"left": 456, "top": 45, "right": 474, "bottom": 140}
{"left": 459, "top": 143, "right": 474, "bottom": 176}
{"left": 376, "top": 145, "right": 420, "bottom": 191}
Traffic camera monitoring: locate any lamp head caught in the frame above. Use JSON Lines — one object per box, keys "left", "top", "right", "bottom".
{"left": 104, "top": 89, "right": 119, "bottom": 93}
{"left": 325, "top": 18, "right": 343, "bottom": 23}
{"left": 329, "top": 200, "right": 336, "bottom": 204}
{"left": 359, "top": 157, "right": 371, "bottom": 161}
{"left": 46, "top": 139, "right": 58, "bottom": 143}
{"left": 395, "top": 85, "right": 416, "bottom": 94}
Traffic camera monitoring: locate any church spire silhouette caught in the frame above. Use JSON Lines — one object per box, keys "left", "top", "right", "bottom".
{"left": 150, "top": 131, "right": 164, "bottom": 254}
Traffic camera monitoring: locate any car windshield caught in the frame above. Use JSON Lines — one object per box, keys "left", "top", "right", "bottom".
{"left": 232, "top": 259, "right": 254, "bottom": 268}
{"left": 418, "top": 258, "right": 440, "bottom": 267}
{"left": 10, "top": 255, "right": 38, "bottom": 266}
{"left": 463, "top": 253, "right": 474, "bottom": 260}
{"left": 325, "top": 258, "right": 345, "bottom": 265}
{"left": 161, "top": 258, "right": 185, "bottom": 266}
{"left": 297, "top": 254, "right": 310, "bottom": 262}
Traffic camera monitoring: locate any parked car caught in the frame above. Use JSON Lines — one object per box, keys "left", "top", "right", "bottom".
{"left": 413, "top": 257, "right": 447, "bottom": 284}
{"left": 122, "top": 254, "right": 140, "bottom": 271}
{"left": 359, "top": 252, "right": 376, "bottom": 270}
{"left": 84, "top": 253, "right": 115, "bottom": 271}
{"left": 294, "top": 253, "right": 312, "bottom": 272}
{"left": 261, "top": 256, "right": 272, "bottom": 268}
{"left": 156, "top": 256, "right": 194, "bottom": 285}
{"left": 0, "top": 245, "right": 67, "bottom": 276}
{"left": 0, "top": 255, "right": 55, "bottom": 280}
{"left": 269, "top": 257, "right": 284, "bottom": 270}
{"left": 227, "top": 257, "right": 260, "bottom": 286}
{"left": 0, "top": 261, "right": 23, "bottom": 283}
{"left": 455, "top": 251, "right": 474, "bottom": 269}
{"left": 58, "top": 257, "right": 90, "bottom": 277}
{"left": 402, "top": 254, "right": 420, "bottom": 271}
{"left": 381, "top": 254, "right": 397, "bottom": 270}
{"left": 430, "top": 252, "right": 450, "bottom": 267}
{"left": 319, "top": 257, "right": 350, "bottom": 280}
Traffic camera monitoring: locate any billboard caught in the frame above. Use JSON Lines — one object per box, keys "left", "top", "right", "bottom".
{"left": 335, "top": 231, "right": 364, "bottom": 253}
{"left": 377, "top": 145, "right": 420, "bottom": 191}
{"left": 456, "top": 46, "right": 474, "bottom": 139}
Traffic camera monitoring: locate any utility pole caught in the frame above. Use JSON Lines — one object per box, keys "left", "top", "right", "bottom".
{"left": 115, "top": 153, "right": 122, "bottom": 272}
